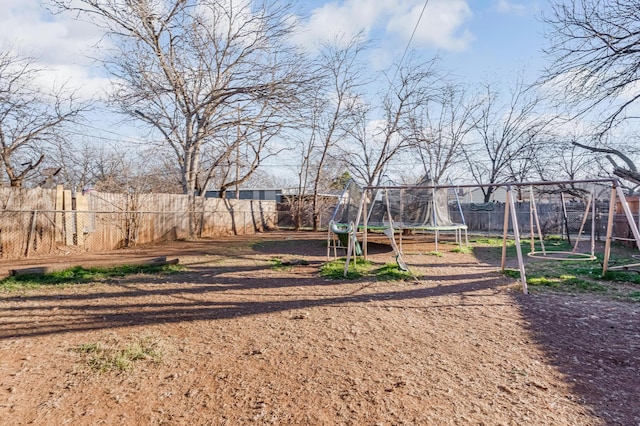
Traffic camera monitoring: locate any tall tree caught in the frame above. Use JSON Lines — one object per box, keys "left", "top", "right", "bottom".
{"left": 294, "top": 35, "right": 368, "bottom": 231}
{"left": 529, "top": 130, "right": 599, "bottom": 184}
{"left": 340, "top": 57, "right": 440, "bottom": 186}
{"left": 464, "top": 79, "right": 553, "bottom": 202}
{"left": 408, "top": 83, "right": 476, "bottom": 184}
{"left": 0, "top": 51, "right": 84, "bottom": 187}
{"left": 543, "top": 0, "right": 640, "bottom": 133}
{"left": 52, "top": 0, "right": 312, "bottom": 205}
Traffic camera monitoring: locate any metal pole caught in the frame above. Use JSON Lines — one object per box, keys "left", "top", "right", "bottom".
{"left": 507, "top": 187, "right": 528, "bottom": 294}
{"left": 572, "top": 194, "right": 592, "bottom": 254}
{"left": 560, "top": 192, "right": 571, "bottom": 245}
{"left": 591, "top": 190, "right": 596, "bottom": 258}
{"left": 363, "top": 189, "right": 368, "bottom": 260}
{"left": 530, "top": 187, "right": 546, "bottom": 255}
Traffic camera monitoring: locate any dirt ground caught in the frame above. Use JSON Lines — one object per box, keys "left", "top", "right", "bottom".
{"left": 0, "top": 231, "right": 639, "bottom": 425}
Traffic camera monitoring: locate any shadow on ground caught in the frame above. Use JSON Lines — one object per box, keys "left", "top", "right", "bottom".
{"left": 1, "top": 232, "right": 638, "bottom": 424}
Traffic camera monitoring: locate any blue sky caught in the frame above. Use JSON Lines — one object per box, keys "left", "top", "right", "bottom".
{"left": 0, "top": 0, "right": 555, "bottom": 156}
{"left": 0, "top": 0, "right": 552, "bottom": 96}
{"left": 293, "top": 0, "right": 551, "bottom": 84}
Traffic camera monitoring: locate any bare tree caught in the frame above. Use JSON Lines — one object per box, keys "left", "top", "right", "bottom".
{"left": 572, "top": 139, "right": 640, "bottom": 194}
{"left": 47, "top": 137, "right": 183, "bottom": 193}
{"left": 542, "top": 0, "right": 640, "bottom": 133}
{"left": 528, "top": 132, "right": 598, "bottom": 183}
{"left": 197, "top": 110, "right": 286, "bottom": 199}
{"left": 52, "top": 1, "right": 312, "bottom": 219}
{"left": 48, "top": 139, "right": 98, "bottom": 190}
{"left": 408, "top": 83, "right": 476, "bottom": 184}
{"left": 464, "top": 79, "right": 553, "bottom": 202}
{"left": 291, "top": 35, "right": 369, "bottom": 231}
{"left": 340, "top": 57, "right": 441, "bottom": 186}
{"left": 0, "top": 51, "right": 85, "bottom": 187}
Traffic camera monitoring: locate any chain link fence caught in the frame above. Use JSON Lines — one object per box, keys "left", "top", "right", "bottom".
{"left": 275, "top": 200, "right": 637, "bottom": 243}
{"left": 457, "top": 201, "right": 611, "bottom": 239}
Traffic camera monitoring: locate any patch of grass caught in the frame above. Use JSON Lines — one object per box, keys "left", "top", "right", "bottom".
{"left": 0, "top": 264, "right": 184, "bottom": 291}
{"left": 427, "top": 251, "right": 444, "bottom": 257}
{"left": 476, "top": 237, "right": 640, "bottom": 300}
{"left": 450, "top": 245, "right": 473, "bottom": 254}
{"left": 321, "top": 259, "right": 412, "bottom": 281}
{"left": 603, "top": 270, "right": 640, "bottom": 285}
{"left": 506, "top": 268, "right": 607, "bottom": 292}
{"left": 72, "top": 335, "right": 165, "bottom": 373}
{"left": 373, "top": 263, "right": 414, "bottom": 280}
{"left": 503, "top": 269, "right": 520, "bottom": 279}
{"left": 470, "top": 237, "right": 508, "bottom": 246}
{"left": 505, "top": 255, "right": 635, "bottom": 297}
{"left": 471, "top": 236, "right": 577, "bottom": 256}
{"left": 270, "top": 258, "right": 292, "bottom": 271}
{"left": 269, "top": 257, "right": 309, "bottom": 271}
{"left": 320, "top": 258, "right": 372, "bottom": 279}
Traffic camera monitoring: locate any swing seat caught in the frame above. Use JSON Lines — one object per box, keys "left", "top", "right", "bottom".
{"left": 328, "top": 221, "right": 362, "bottom": 256}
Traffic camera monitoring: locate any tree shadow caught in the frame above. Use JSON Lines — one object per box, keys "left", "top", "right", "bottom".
{"left": 2, "top": 233, "right": 637, "bottom": 423}
{"left": 511, "top": 292, "right": 640, "bottom": 425}
{"left": 0, "top": 266, "right": 506, "bottom": 340}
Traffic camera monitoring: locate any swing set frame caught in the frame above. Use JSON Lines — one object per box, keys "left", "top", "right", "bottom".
{"left": 340, "top": 178, "right": 640, "bottom": 294}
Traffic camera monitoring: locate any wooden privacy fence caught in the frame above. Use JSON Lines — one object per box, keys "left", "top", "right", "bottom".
{"left": 0, "top": 186, "right": 277, "bottom": 259}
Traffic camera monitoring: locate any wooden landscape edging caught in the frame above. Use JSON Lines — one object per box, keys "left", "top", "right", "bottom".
{"left": 9, "top": 256, "right": 179, "bottom": 276}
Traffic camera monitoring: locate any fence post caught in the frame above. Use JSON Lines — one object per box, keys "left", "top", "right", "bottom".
{"left": 25, "top": 210, "right": 38, "bottom": 257}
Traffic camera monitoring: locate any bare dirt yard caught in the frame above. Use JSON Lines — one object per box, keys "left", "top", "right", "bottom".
{"left": 0, "top": 231, "right": 639, "bottom": 425}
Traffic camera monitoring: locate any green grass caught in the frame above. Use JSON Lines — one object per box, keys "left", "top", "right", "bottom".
{"left": 320, "top": 258, "right": 371, "bottom": 279}
{"left": 270, "top": 258, "right": 291, "bottom": 271}
{"left": 0, "top": 264, "right": 184, "bottom": 291}
{"left": 505, "top": 254, "right": 639, "bottom": 299}
{"left": 476, "top": 236, "right": 640, "bottom": 300}
{"left": 320, "top": 259, "right": 412, "bottom": 281}
{"left": 270, "top": 257, "right": 309, "bottom": 271}
{"left": 603, "top": 269, "right": 640, "bottom": 285}
{"left": 450, "top": 245, "right": 473, "bottom": 254}
{"left": 71, "top": 334, "right": 165, "bottom": 373}
{"left": 470, "top": 237, "right": 508, "bottom": 246}
{"left": 373, "top": 263, "right": 414, "bottom": 280}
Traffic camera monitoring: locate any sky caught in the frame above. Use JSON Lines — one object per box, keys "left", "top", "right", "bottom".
{"left": 0, "top": 0, "right": 555, "bottom": 180}
{"left": 293, "top": 0, "right": 550, "bottom": 83}
{"left": 0, "top": 0, "right": 552, "bottom": 101}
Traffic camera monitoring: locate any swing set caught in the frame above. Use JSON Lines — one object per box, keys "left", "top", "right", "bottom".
{"left": 330, "top": 178, "right": 640, "bottom": 294}
{"left": 499, "top": 178, "right": 640, "bottom": 294}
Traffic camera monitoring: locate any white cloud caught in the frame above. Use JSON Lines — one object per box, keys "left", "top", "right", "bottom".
{"left": 386, "top": 0, "right": 473, "bottom": 52}
{"left": 293, "top": 0, "right": 474, "bottom": 52}
{"left": 494, "top": 0, "right": 526, "bottom": 15}
{"left": 291, "top": 0, "right": 383, "bottom": 49}
{"left": 0, "top": 0, "right": 111, "bottom": 101}
{"left": 31, "top": 64, "right": 112, "bottom": 101}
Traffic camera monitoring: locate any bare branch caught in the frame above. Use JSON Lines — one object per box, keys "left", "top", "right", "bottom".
{"left": 542, "top": 0, "right": 640, "bottom": 133}
{"left": 52, "top": 0, "right": 315, "bottom": 206}
{"left": 0, "top": 50, "right": 87, "bottom": 187}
